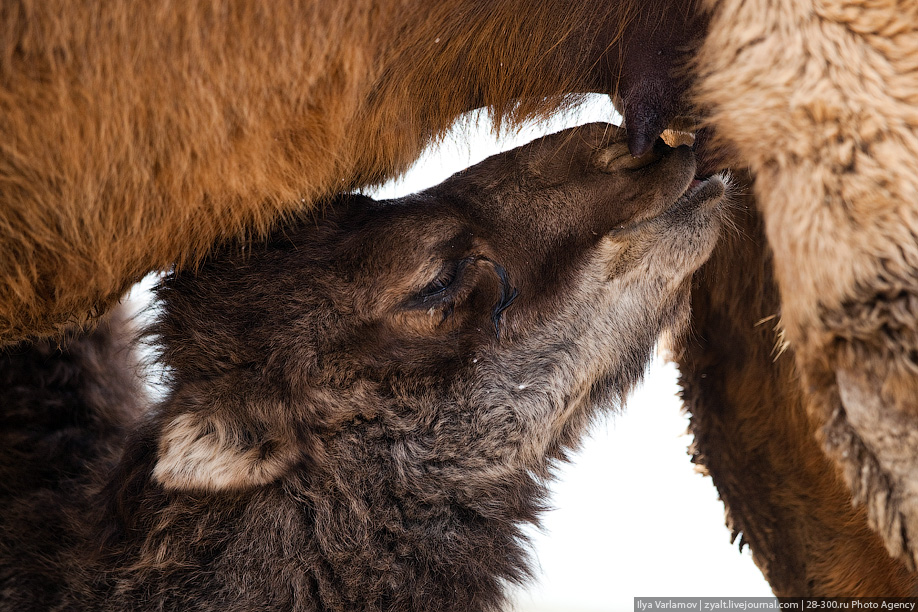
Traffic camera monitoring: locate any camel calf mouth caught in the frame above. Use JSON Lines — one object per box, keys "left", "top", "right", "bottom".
{"left": 679, "top": 174, "right": 726, "bottom": 207}
{"left": 605, "top": 173, "right": 726, "bottom": 239}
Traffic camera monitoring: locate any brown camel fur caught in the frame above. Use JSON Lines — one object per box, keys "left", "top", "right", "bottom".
{"left": 0, "top": 0, "right": 704, "bottom": 345}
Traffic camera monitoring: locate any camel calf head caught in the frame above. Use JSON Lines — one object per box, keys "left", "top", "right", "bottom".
{"left": 42, "top": 123, "right": 728, "bottom": 611}
{"left": 149, "top": 123, "right": 727, "bottom": 495}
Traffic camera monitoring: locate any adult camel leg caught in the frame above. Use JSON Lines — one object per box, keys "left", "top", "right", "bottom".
{"left": 674, "top": 174, "right": 917, "bottom": 594}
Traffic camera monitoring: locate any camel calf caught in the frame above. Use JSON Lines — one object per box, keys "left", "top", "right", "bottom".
{"left": 0, "top": 124, "right": 727, "bottom": 611}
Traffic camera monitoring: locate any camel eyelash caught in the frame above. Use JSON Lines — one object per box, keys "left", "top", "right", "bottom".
{"left": 415, "top": 258, "right": 474, "bottom": 304}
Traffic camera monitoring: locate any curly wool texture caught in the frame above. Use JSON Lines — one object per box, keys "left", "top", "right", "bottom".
{"left": 694, "top": 0, "right": 918, "bottom": 574}
{"left": 673, "top": 173, "right": 918, "bottom": 595}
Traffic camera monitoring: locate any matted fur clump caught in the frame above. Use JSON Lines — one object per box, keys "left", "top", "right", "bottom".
{"left": 0, "top": 125, "right": 728, "bottom": 610}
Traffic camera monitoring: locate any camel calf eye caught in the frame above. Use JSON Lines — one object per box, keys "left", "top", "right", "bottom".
{"left": 422, "top": 264, "right": 457, "bottom": 297}
{"left": 418, "top": 259, "right": 468, "bottom": 302}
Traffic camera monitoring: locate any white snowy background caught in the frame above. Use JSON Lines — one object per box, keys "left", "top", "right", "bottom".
{"left": 128, "top": 94, "right": 772, "bottom": 612}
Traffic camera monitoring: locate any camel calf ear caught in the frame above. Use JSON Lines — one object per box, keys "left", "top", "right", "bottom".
{"left": 152, "top": 412, "right": 300, "bottom": 492}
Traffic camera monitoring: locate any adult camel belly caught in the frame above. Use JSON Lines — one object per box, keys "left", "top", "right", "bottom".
{"left": 0, "top": 0, "right": 702, "bottom": 345}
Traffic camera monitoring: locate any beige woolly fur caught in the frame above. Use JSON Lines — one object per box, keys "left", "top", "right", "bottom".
{"left": 153, "top": 410, "right": 301, "bottom": 491}
{"left": 673, "top": 172, "right": 918, "bottom": 595}
{"left": 692, "top": 0, "right": 918, "bottom": 583}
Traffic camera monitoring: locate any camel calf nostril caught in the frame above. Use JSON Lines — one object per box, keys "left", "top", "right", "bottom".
{"left": 594, "top": 146, "right": 632, "bottom": 170}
